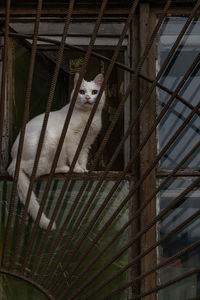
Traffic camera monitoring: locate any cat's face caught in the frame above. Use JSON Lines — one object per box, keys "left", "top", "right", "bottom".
{"left": 72, "top": 73, "right": 105, "bottom": 111}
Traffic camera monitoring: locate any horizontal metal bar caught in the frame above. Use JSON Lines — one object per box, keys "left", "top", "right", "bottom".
{"left": 66, "top": 175, "right": 200, "bottom": 299}
{"left": 2, "top": 32, "right": 199, "bottom": 117}
{"left": 0, "top": 0, "right": 13, "bottom": 269}
{"left": 157, "top": 170, "right": 200, "bottom": 177}
{"left": 21, "top": 0, "right": 111, "bottom": 278}
{"left": 19, "top": 0, "right": 76, "bottom": 274}
{"left": 59, "top": 140, "right": 200, "bottom": 296}
{"left": 61, "top": 55, "right": 200, "bottom": 297}
{"left": 0, "top": 1, "right": 10, "bottom": 160}
{"left": 83, "top": 185, "right": 200, "bottom": 298}
{"left": 54, "top": 45, "right": 200, "bottom": 296}
{"left": 1, "top": 2, "right": 200, "bottom": 299}
{"left": 0, "top": 7, "right": 130, "bottom": 16}
{"left": 9, "top": 0, "right": 44, "bottom": 272}
{"left": 44, "top": 1, "right": 173, "bottom": 291}
{"left": 28, "top": 0, "right": 116, "bottom": 281}
{"left": 101, "top": 267, "right": 200, "bottom": 300}
{"left": 0, "top": 171, "right": 132, "bottom": 181}
{"left": 0, "top": 268, "right": 55, "bottom": 300}
{"left": 53, "top": 14, "right": 200, "bottom": 296}
{"left": 36, "top": 0, "right": 141, "bottom": 286}
{"left": 134, "top": 268, "right": 200, "bottom": 299}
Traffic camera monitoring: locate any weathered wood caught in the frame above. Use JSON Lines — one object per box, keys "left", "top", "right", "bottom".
{"left": 129, "top": 16, "right": 140, "bottom": 299}
{"left": 139, "top": 3, "right": 157, "bottom": 300}
{"left": 0, "top": 171, "right": 132, "bottom": 181}
{"left": 157, "top": 170, "right": 200, "bottom": 177}
{"left": 0, "top": 8, "right": 130, "bottom": 16}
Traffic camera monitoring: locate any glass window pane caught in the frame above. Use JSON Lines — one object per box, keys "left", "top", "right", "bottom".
{"left": 158, "top": 177, "right": 200, "bottom": 299}
{"left": 157, "top": 17, "right": 200, "bottom": 170}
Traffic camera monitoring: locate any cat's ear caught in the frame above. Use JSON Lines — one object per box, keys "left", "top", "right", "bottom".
{"left": 74, "top": 73, "right": 79, "bottom": 85}
{"left": 94, "top": 73, "right": 104, "bottom": 86}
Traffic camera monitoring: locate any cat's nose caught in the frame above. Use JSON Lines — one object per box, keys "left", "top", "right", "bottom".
{"left": 85, "top": 95, "right": 91, "bottom": 101}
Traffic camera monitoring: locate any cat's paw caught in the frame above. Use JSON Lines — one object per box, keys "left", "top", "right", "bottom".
{"left": 55, "top": 165, "right": 69, "bottom": 174}
{"left": 82, "top": 166, "right": 88, "bottom": 172}
{"left": 51, "top": 221, "right": 56, "bottom": 230}
{"left": 39, "top": 214, "right": 56, "bottom": 230}
{"left": 73, "top": 164, "right": 86, "bottom": 173}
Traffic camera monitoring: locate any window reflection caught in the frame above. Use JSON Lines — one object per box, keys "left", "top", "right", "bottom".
{"left": 158, "top": 17, "right": 200, "bottom": 170}
{"left": 158, "top": 17, "right": 200, "bottom": 300}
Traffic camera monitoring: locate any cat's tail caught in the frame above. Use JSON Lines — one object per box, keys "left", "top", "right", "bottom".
{"left": 7, "top": 160, "right": 56, "bottom": 230}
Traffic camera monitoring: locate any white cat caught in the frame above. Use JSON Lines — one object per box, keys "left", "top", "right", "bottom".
{"left": 7, "top": 73, "right": 105, "bottom": 230}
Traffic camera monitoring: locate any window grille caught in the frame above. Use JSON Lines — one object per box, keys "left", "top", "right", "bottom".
{"left": 0, "top": 1, "right": 200, "bottom": 299}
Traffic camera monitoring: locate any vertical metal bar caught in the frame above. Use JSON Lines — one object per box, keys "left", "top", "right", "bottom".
{"left": 7, "top": 0, "right": 43, "bottom": 271}
{"left": 5, "top": 31, "right": 199, "bottom": 117}
{"left": 139, "top": 4, "right": 157, "bottom": 296}
{"left": 66, "top": 176, "right": 200, "bottom": 300}
{"left": 21, "top": 0, "right": 108, "bottom": 276}
{"left": 0, "top": 0, "right": 10, "bottom": 162}
{"left": 125, "top": 243, "right": 200, "bottom": 299}
{"left": 92, "top": 196, "right": 200, "bottom": 299}
{"left": 46, "top": 0, "right": 173, "bottom": 292}
{"left": 29, "top": 1, "right": 109, "bottom": 280}
{"left": 19, "top": 0, "right": 76, "bottom": 274}
{"left": 61, "top": 139, "right": 200, "bottom": 296}
{"left": 32, "top": 0, "right": 141, "bottom": 283}
{"left": 129, "top": 15, "right": 140, "bottom": 298}
{"left": 0, "top": 268, "right": 55, "bottom": 300}
{"left": 0, "top": 0, "right": 11, "bottom": 268}
{"left": 55, "top": 55, "right": 200, "bottom": 297}
{"left": 48, "top": 1, "right": 192, "bottom": 292}
{"left": 100, "top": 269, "right": 200, "bottom": 300}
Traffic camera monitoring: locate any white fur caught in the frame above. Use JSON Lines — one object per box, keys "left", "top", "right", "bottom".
{"left": 7, "top": 74, "right": 105, "bottom": 230}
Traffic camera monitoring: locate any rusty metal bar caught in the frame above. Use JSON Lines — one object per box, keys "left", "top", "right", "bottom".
{"left": 63, "top": 175, "right": 200, "bottom": 300}
{"left": 0, "top": 2, "right": 199, "bottom": 299}
{"left": 134, "top": 268, "right": 200, "bottom": 300}
{"left": 0, "top": 0, "right": 10, "bottom": 165}
{"left": 58, "top": 139, "right": 200, "bottom": 297}
{"left": 61, "top": 145, "right": 200, "bottom": 298}
{"left": 0, "top": 171, "right": 132, "bottom": 181}
{"left": 81, "top": 181, "right": 200, "bottom": 298}
{"left": 88, "top": 242, "right": 200, "bottom": 298}
{"left": 19, "top": 0, "right": 76, "bottom": 274}
{"left": 32, "top": 0, "right": 141, "bottom": 283}
{"left": 83, "top": 207, "right": 200, "bottom": 299}
{"left": 27, "top": 0, "right": 110, "bottom": 278}
{"left": 100, "top": 268, "right": 200, "bottom": 300}
{"left": 7, "top": 0, "right": 44, "bottom": 272}
{"left": 37, "top": 0, "right": 172, "bottom": 287}
{"left": 66, "top": 92, "right": 200, "bottom": 291}
{"left": 59, "top": 40, "right": 200, "bottom": 299}
{"left": 119, "top": 241, "right": 200, "bottom": 300}
{"left": 4, "top": 31, "right": 200, "bottom": 117}
{"left": 0, "top": 268, "right": 55, "bottom": 300}
{"left": 0, "top": 0, "right": 14, "bottom": 268}
{"left": 157, "top": 170, "right": 200, "bottom": 177}
{"left": 55, "top": 57, "right": 200, "bottom": 297}
{"left": 49, "top": 21, "right": 200, "bottom": 294}
{"left": 0, "top": 0, "right": 10, "bottom": 275}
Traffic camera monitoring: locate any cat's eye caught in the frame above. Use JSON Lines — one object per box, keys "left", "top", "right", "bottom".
{"left": 79, "top": 90, "right": 85, "bottom": 95}
{"left": 92, "top": 90, "right": 98, "bottom": 95}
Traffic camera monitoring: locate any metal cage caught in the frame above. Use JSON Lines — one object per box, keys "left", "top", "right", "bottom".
{"left": 0, "top": 0, "right": 200, "bottom": 299}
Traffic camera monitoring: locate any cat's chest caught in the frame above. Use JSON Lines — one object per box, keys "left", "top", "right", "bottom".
{"left": 70, "top": 111, "right": 101, "bottom": 136}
